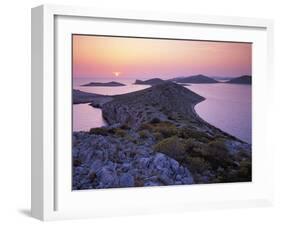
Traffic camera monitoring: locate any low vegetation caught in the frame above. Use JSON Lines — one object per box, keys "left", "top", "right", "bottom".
{"left": 154, "top": 136, "right": 188, "bottom": 161}
{"left": 89, "top": 127, "right": 109, "bottom": 136}
{"left": 177, "top": 127, "right": 212, "bottom": 143}
{"left": 89, "top": 126, "right": 128, "bottom": 138}
{"left": 139, "top": 121, "right": 178, "bottom": 138}
{"left": 114, "top": 128, "right": 127, "bottom": 137}
{"left": 89, "top": 119, "right": 251, "bottom": 185}
{"left": 73, "top": 82, "right": 252, "bottom": 189}
{"left": 153, "top": 132, "right": 251, "bottom": 183}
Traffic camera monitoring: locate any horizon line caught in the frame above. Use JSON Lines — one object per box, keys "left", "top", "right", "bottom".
{"left": 73, "top": 74, "right": 252, "bottom": 79}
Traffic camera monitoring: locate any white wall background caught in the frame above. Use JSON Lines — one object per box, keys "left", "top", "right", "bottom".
{"left": 0, "top": 0, "right": 280, "bottom": 225}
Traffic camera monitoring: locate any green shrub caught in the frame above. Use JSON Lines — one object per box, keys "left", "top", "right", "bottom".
{"left": 157, "top": 127, "right": 178, "bottom": 138}
{"left": 238, "top": 160, "right": 252, "bottom": 179}
{"left": 139, "top": 121, "right": 178, "bottom": 138}
{"left": 114, "top": 128, "right": 127, "bottom": 137}
{"left": 183, "top": 138, "right": 199, "bottom": 151}
{"left": 154, "top": 136, "right": 187, "bottom": 160}
{"left": 152, "top": 122, "right": 178, "bottom": 138}
{"left": 203, "top": 139, "right": 233, "bottom": 169}
{"left": 89, "top": 127, "right": 109, "bottom": 136}
{"left": 214, "top": 159, "right": 252, "bottom": 183}
{"left": 185, "top": 156, "right": 211, "bottom": 173}
{"left": 177, "top": 127, "right": 211, "bottom": 143}
{"left": 139, "top": 123, "right": 153, "bottom": 131}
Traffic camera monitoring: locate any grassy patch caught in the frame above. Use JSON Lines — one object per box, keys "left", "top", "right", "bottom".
{"left": 153, "top": 136, "right": 188, "bottom": 161}
{"left": 114, "top": 128, "right": 127, "bottom": 137}
{"left": 139, "top": 123, "right": 154, "bottom": 131}
{"left": 185, "top": 156, "right": 211, "bottom": 173}
{"left": 153, "top": 134, "right": 251, "bottom": 183}
{"left": 202, "top": 139, "right": 233, "bottom": 169}
{"left": 140, "top": 121, "right": 178, "bottom": 138}
{"left": 177, "top": 127, "right": 212, "bottom": 143}
{"left": 89, "top": 127, "right": 109, "bottom": 136}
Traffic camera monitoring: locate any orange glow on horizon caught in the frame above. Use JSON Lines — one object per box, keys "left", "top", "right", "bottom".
{"left": 73, "top": 35, "right": 252, "bottom": 79}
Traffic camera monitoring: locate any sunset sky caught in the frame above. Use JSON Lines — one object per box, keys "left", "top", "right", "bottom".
{"left": 73, "top": 35, "right": 252, "bottom": 79}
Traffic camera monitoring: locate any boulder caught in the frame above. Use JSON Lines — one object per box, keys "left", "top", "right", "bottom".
{"left": 119, "top": 173, "right": 135, "bottom": 187}
{"left": 153, "top": 153, "right": 168, "bottom": 170}
{"left": 97, "top": 168, "right": 118, "bottom": 188}
{"left": 89, "top": 159, "right": 103, "bottom": 173}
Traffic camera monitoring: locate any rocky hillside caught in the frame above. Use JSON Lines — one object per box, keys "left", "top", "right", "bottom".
{"left": 171, "top": 74, "right": 219, "bottom": 84}
{"left": 102, "top": 82, "right": 205, "bottom": 128}
{"left": 73, "top": 131, "right": 194, "bottom": 189}
{"left": 73, "top": 82, "right": 251, "bottom": 190}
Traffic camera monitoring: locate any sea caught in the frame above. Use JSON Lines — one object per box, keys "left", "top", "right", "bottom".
{"left": 73, "top": 77, "right": 252, "bottom": 143}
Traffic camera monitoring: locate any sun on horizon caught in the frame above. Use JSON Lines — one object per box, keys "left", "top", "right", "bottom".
{"left": 73, "top": 35, "right": 252, "bottom": 79}
{"left": 113, "top": 72, "right": 121, "bottom": 77}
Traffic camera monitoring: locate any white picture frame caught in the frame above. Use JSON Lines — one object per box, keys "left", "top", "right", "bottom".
{"left": 31, "top": 4, "right": 274, "bottom": 221}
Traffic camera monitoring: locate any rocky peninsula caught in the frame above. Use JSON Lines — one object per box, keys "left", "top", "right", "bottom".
{"left": 73, "top": 82, "right": 251, "bottom": 190}
{"left": 73, "top": 89, "right": 113, "bottom": 105}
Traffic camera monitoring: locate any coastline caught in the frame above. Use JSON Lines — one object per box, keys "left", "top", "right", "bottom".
{"left": 74, "top": 83, "right": 249, "bottom": 144}
{"left": 72, "top": 82, "right": 251, "bottom": 189}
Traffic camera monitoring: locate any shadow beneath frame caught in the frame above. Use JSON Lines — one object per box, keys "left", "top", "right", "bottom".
{"left": 18, "top": 209, "right": 32, "bottom": 218}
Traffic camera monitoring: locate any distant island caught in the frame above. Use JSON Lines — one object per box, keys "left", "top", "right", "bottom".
{"left": 134, "top": 78, "right": 191, "bottom": 86}
{"left": 211, "top": 76, "right": 236, "bottom": 81}
{"left": 81, "top": 81, "right": 126, "bottom": 87}
{"left": 171, "top": 74, "right": 219, "bottom": 84}
{"left": 226, "top": 75, "right": 252, "bottom": 84}
{"left": 134, "top": 78, "right": 166, "bottom": 85}
{"left": 73, "top": 82, "right": 251, "bottom": 189}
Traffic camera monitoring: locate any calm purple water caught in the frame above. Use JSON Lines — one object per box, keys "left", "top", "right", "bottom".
{"left": 73, "top": 77, "right": 150, "bottom": 95}
{"left": 73, "top": 78, "right": 251, "bottom": 143}
{"left": 72, "top": 78, "right": 149, "bottom": 131}
{"left": 188, "top": 83, "right": 251, "bottom": 143}
{"left": 73, "top": 103, "right": 107, "bottom": 131}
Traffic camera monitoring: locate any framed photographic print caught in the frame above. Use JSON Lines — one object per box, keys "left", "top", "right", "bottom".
{"left": 31, "top": 4, "right": 274, "bottom": 221}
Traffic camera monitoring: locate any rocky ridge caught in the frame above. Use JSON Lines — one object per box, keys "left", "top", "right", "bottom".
{"left": 73, "top": 82, "right": 252, "bottom": 189}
